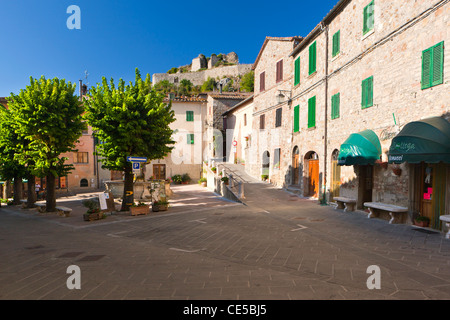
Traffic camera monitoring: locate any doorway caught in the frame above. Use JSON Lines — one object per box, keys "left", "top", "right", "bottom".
{"left": 262, "top": 151, "right": 270, "bottom": 177}
{"left": 305, "top": 151, "right": 319, "bottom": 197}
{"left": 292, "top": 146, "right": 300, "bottom": 185}
{"left": 358, "top": 165, "right": 373, "bottom": 209}
{"left": 330, "top": 149, "right": 341, "bottom": 202}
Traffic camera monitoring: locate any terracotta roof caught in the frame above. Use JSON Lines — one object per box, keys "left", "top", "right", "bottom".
{"left": 252, "top": 36, "right": 303, "bottom": 70}
{"left": 207, "top": 92, "right": 253, "bottom": 100}
{"left": 222, "top": 95, "right": 254, "bottom": 116}
{"left": 163, "top": 96, "right": 207, "bottom": 103}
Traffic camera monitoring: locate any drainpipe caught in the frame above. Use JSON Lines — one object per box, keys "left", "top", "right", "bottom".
{"left": 322, "top": 22, "right": 329, "bottom": 204}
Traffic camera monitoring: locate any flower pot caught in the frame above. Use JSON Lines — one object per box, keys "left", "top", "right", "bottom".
{"left": 130, "top": 205, "right": 149, "bottom": 216}
{"left": 201, "top": 182, "right": 207, "bottom": 187}
{"left": 414, "top": 220, "right": 429, "bottom": 228}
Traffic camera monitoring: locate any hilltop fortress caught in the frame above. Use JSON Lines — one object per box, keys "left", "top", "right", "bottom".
{"left": 152, "top": 52, "right": 252, "bottom": 87}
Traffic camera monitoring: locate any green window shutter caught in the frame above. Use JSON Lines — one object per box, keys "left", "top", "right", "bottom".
{"left": 294, "top": 57, "right": 300, "bottom": 86}
{"left": 309, "top": 41, "right": 317, "bottom": 75}
{"left": 308, "top": 96, "right": 316, "bottom": 128}
{"left": 186, "top": 111, "right": 194, "bottom": 121}
{"left": 421, "top": 48, "right": 432, "bottom": 89}
{"left": 187, "top": 134, "right": 194, "bottom": 144}
{"left": 332, "top": 31, "right": 340, "bottom": 57}
{"left": 363, "top": 1, "right": 374, "bottom": 35}
{"left": 331, "top": 93, "right": 340, "bottom": 119}
{"left": 431, "top": 42, "right": 444, "bottom": 87}
{"left": 367, "top": 76, "right": 373, "bottom": 108}
{"left": 293, "top": 105, "right": 300, "bottom": 132}
{"left": 361, "top": 78, "right": 367, "bottom": 108}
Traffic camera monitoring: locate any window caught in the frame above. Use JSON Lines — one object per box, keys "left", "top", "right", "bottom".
{"left": 422, "top": 41, "right": 444, "bottom": 90}
{"left": 309, "top": 41, "right": 317, "bottom": 75}
{"left": 274, "top": 148, "right": 281, "bottom": 170}
{"left": 75, "top": 152, "right": 88, "bottom": 163}
{"left": 186, "top": 111, "right": 194, "bottom": 121}
{"left": 293, "top": 105, "right": 300, "bottom": 132}
{"left": 332, "top": 30, "right": 340, "bottom": 57}
{"left": 153, "top": 164, "right": 166, "bottom": 180}
{"left": 331, "top": 93, "right": 340, "bottom": 119}
{"left": 363, "top": 1, "right": 375, "bottom": 35}
{"left": 260, "top": 114, "right": 265, "bottom": 130}
{"left": 308, "top": 96, "right": 316, "bottom": 128}
{"left": 81, "top": 122, "right": 88, "bottom": 135}
{"left": 275, "top": 108, "right": 282, "bottom": 127}
{"left": 276, "top": 60, "right": 283, "bottom": 83}
{"left": 294, "top": 57, "right": 300, "bottom": 86}
{"left": 244, "top": 114, "right": 247, "bottom": 126}
{"left": 361, "top": 76, "right": 374, "bottom": 109}
{"left": 187, "top": 133, "right": 194, "bottom": 144}
{"left": 80, "top": 178, "right": 88, "bottom": 187}
{"left": 260, "top": 71, "right": 266, "bottom": 92}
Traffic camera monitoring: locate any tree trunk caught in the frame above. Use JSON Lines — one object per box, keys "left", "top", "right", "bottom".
{"left": 120, "top": 166, "right": 134, "bottom": 211}
{"left": 5, "top": 180, "right": 12, "bottom": 198}
{"left": 13, "top": 175, "right": 23, "bottom": 205}
{"left": 46, "top": 173, "right": 56, "bottom": 212}
{"left": 27, "top": 175, "right": 36, "bottom": 208}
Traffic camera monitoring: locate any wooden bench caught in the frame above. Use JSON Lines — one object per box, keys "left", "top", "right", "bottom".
{"left": 440, "top": 215, "right": 450, "bottom": 239}
{"left": 364, "top": 202, "right": 408, "bottom": 224}
{"left": 56, "top": 206, "right": 72, "bottom": 217}
{"left": 333, "top": 197, "right": 357, "bottom": 212}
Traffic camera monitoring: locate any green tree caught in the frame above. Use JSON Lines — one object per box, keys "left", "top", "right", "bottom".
{"left": 6, "top": 76, "right": 85, "bottom": 212}
{"left": 240, "top": 71, "right": 254, "bottom": 92}
{"left": 153, "top": 80, "right": 174, "bottom": 94}
{"left": 201, "top": 77, "right": 216, "bottom": 92}
{"left": 84, "top": 69, "right": 176, "bottom": 211}
{"left": 178, "top": 79, "right": 193, "bottom": 96}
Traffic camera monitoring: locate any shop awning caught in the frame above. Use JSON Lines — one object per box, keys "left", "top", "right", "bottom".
{"left": 388, "top": 117, "right": 450, "bottom": 164}
{"left": 338, "top": 129, "right": 381, "bottom": 166}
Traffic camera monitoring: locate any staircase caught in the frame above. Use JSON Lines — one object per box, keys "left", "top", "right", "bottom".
{"left": 216, "top": 163, "right": 260, "bottom": 184}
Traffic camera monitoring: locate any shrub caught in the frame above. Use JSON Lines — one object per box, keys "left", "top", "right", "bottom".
{"left": 172, "top": 174, "right": 183, "bottom": 184}
{"left": 198, "top": 177, "right": 207, "bottom": 184}
{"left": 261, "top": 174, "right": 269, "bottom": 181}
{"left": 221, "top": 176, "right": 229, "bottom": 183}
{"left": 82, "top": 199, "right": 100, "bottom": 213}
{"left": 181, "top": 173, "right": 191, "bottom": 182}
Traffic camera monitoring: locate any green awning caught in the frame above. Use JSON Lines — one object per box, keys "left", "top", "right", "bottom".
{"left": 388, "top": 117, "right": 450, "bottom": 164}
{"left": 338, "top": 129, "right": 381, "bottom": 166}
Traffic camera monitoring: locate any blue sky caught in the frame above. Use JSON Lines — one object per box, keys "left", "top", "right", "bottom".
{"left": 0, "top": 0, "right": 338, "bottom": 97}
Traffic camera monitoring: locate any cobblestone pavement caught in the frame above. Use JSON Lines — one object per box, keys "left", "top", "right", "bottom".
{"left": 0, "top": 183, "right": 450, "bottom": 301}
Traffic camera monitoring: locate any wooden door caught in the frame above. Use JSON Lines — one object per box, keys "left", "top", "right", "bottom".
{"left": 420, "top": 164, "right": 433, "bottom": 222}
{"left": 293, "top": 154, "right": 300, "bottom": 185}
{"left": 153, "top": 164, "right": 166, "bottom": 180}
{"left": 331, "top": 160, "right": 341, "bottom": 201}
{"left": 359, "top": 165, "right": 373, "bottom": 208}
{"left": 308, "top": 159, "right": 319, "bottom": 197}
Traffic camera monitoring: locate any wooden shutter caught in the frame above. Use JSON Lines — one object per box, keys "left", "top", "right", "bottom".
{"left": 186, "top": 111, "right": 194, "bottom": 121}
{"left": 276, "top": 60, "right": 283, "bottom": 82}
{"left": 294, "top": 57, "right": 300, "bottom": 86}
{"left": 331, "top": 93, "right": 340, "bottom": 119}
{"left": 260, "top": 72, "right": 265, "bottom": 92}
{"left": 367, "top": 76, "right": 373, "bottom": 107}
{"left": 363, "top": 1, "right": 374, "bottom": 34}
{"left": 293, "top": 105, "right": 300, "bottom": 132}
{"left": 275, "top": 108, "right": 282, "bottom": 127}
{"left": 309, "top": 41, "right": 317, "bottom": 75}
{"left": 187, "top": 134, "right": 194, "bottom": 144}
{"left": 333, "top": 31, "right": 340, "bottom": 57}
{"left": 431, "top": 42, "right": 444, "bottom": 87}
{"left": 260, "top": 114, "right": 265, "bottom": 129}
{"left": 361, "top": 78, "right": 367, "bottom": 108}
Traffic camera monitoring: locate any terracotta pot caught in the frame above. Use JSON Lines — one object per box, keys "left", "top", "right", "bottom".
{"left": 130, "top": 205, "right": 149, "bottom": 216}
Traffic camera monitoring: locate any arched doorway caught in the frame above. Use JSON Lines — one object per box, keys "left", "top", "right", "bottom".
{"left": 330, "top": 149, "right": 341, "bottom": 201}
{"left": 262, "top": 151, "right": 270, "bottom": 178}
{"left": 304, "top": 151, "right": 319, "bottom": 197}
{"left": 292, "top": 146, "right": 300, "bottom": 185}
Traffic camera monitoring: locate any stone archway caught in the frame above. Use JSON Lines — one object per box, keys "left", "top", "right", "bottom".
{"left": 292, "top": 146, "right": 300, "bottom": 185}
{"left": 330, "top": 149, "right": 341, "bottom": 201}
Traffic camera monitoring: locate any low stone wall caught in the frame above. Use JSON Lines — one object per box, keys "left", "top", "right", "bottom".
{"left": 104, "top": 180, "right": 172, "bottom": 201}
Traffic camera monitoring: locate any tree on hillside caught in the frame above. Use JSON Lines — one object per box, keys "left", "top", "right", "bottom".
{"left": 201, "top": 77, "right": 216, "bottom": 92}
{"left": 178, "top": 79, "right": 193, "bottom": 96}
{"left": 153, "top": 80, "right": 174, "bottom": 94}
{"left": 83, "top": 68, "right": 176, "bottom": 211}
{"left": 240, "top": 71, "right": 254, "bottom": 92}
{"left": 7, "top": 76, "right": 85, "bottom": 212}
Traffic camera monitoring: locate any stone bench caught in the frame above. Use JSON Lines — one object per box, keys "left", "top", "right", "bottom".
{"left": 35, "top": 202, "right": 47, "bottom": 213}
{"left": 56, "top": 206, "right": 72, "bottom": 217}
{"left": 440, "top": 215, "right": 450, "bottom": 239}
{"left": 20, "top": 199, "right": 28, "bottom": 208}
{"left": 333, "top": 197, "right": 357, "bottom": 212}
{"left": 364, "top": 202, "right": 408, "bottom": 224}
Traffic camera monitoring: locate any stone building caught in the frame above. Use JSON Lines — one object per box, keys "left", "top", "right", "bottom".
{"left": 247, "top": 0, "right": 450, "bottom": 229}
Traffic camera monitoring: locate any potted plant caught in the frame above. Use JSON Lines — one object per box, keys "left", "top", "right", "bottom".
{"left": 172, "top": 174, "right": 183, "bottom": 184}
{"left": 181, "top": 173, "right": 191, "bottom": 184}
{"left": 261, "top": 174, "right": 269, "bottom": 181}
{"left": 211, "top": 167, "right": 217, "bottom": 173}
{"left": 221, "top": 176, "right": 229, "bottom": 185}
{"left": 130, "top": 201, "right": 150, "bottom": 216}
{"left": 152, "top": 199, "right": 169, "bottom": 212}
{"left": 414, "top": 215, "right": 430, "bottom": 227}
{"left": 82, "top": 199, "right": 103, "bottom": 221}
{"left": 198, "top": 177, "right": 207, "bottom": 187}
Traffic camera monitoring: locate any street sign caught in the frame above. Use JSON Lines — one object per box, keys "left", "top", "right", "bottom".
{"left": 232, "top": 140, "right": 237, "bottom": 146}
{"left": 132, "top": 162, "right": 140, "bottom": 170}
{"left": 127, "top": 156, "right": 147, "bottom": 163}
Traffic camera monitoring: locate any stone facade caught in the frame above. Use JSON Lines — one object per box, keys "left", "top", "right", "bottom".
{"left": 245, "top": 0, "right": 450, "bottom": 226}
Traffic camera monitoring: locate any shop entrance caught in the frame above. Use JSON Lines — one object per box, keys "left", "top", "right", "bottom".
{"left": 330, "top": 149, "right": 341, "bottom": 202}
{"left": 292, "top": 146, "right": 300, "bottom": 185}
{"left": 358, "top": 165, "right": 373, "bottom": 209}
{"left": 304, "top": 151, "right": 319, "bottom": 198}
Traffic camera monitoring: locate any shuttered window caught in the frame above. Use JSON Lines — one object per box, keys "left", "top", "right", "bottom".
{"left": 275, "top": 108, "right": 282, "bottom": 127}
{"left": 186, "top": 111, "right": 194, "bottom": 121}
{"left": 308, "top": 96, "right": 316, "bottom": 128}
{"left": 274, "top": 148, "right": 281, "bottom": 170}
{"left": 187, "top": 134, "right": 194, "bottom": 144}
{"left": 276, "top": 60, "right": 283, "bottom": 83}
{"left": 361, "top": 76, "right": 373, "bottom": 109}
{"left": 422, "top": 42, "right": 444, "bottom": 89}
{"left": 309, "top": 41, "right": 317, "bottom": 75}
{"left": 332, "top": 30, "right": 340, "bottom": 57}
{"left": 260, "top": 71, "right": 266, "bottom": 92}
{"left": 293, "top": 105, "right": 300, "bottom": 132}
{"left": 260, "top": 114, "right": 265, "bottom": 130}
{"left": 331, "top": 93, "right": 340, "bottom": 120}
{"left": 294, "top": 57, "right": 300, "bottom": 86}
{"left": 363, "top": 1, "right": 375, "bottom": 35}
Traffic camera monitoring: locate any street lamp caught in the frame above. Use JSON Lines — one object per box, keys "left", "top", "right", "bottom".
{"left": 277, "top": 90, "right": 292, "bottom": 105}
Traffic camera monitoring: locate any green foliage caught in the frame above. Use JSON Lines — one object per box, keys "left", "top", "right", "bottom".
{"left": 167, "top": 67, "right": 178, "bottom": 74}
{"left": 153, "top": 80, "right": 174, "bottom": 94}
{"left": 181, "top": 173, "right": 191, "bottom": 182}
{"left": 198, "top": 177, "right": 207, "bottom": 183}
{"left": 201, "top": 77, "right": 216, "bottom": 92}
{"left": 5, "top": 76, "right": 84, "bottom": 179}
{"left": 172, "top": 174, "right": 182, "bottom": 184}
{"left": 240, "top": 71, "right": 254, "bottom": 92}
{"left": 178, "top": 79, "right": 193, "bottom": 96}
{"left": 84, "top": 68, "right": 176, "bottom": 173}
{"left": 82, "top": 199, "right": 100, "bottom": 213}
